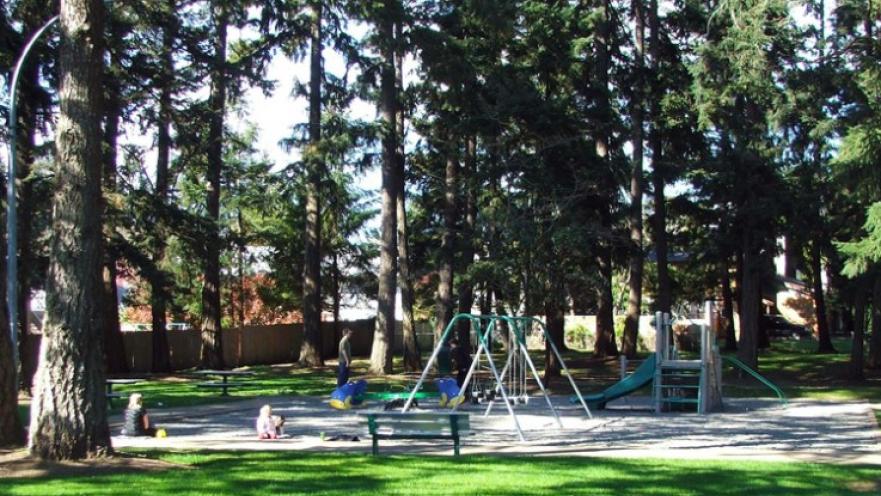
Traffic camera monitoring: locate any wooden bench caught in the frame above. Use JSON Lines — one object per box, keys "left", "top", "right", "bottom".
{"left": 361, "top": 412, "right": 470, "bottom": 456}
{"left": 196, "top": 382, "right": 244, "bottom": 396}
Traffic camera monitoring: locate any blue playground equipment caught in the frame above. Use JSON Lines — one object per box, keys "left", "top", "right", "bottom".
{"left": 329, "top": 379, "right": 368, "bottom": 410}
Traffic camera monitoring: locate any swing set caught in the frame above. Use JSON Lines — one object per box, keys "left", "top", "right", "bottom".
{"left": 402, "top": 313, "right": 591, "bottom": 441}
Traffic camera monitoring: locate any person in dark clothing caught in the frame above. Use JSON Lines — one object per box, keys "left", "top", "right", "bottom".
{"left": 121, "top": 393, "right": 157, "bottom": 437}
{"left": 449, "top": 339, "right": 471, "bottom": 398}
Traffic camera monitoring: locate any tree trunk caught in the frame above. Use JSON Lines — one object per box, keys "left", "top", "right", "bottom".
{"left": 369, "top": 9, "right": 398, "bottom": 375}
{"left": 480, "top": 285, "right": 493, "bottom": 315}
{"left": 783, "top": 234, "right": 799, "bottom": 279}
{"left": 29, "top": 0, "right": 111, "bottom": 459}
{"left": 737, "top": 239, "right": 760, "bottom": 370}
{"left": 101, "top": 28, "right": 127, "bottom": 374}
{"left": 149, "top": 0, "right": 175, "bottom": 373}
{"left": 434, "top": 149, "right": 457, "bottom": 341}
{"left": 331, "top": 251, "right": 341, "bottom": 357}
{"left": 591, "top": 0, "right": 617, "bottom": 359}
{"left": 721, "top": 260, "right": 737, "bottom": 351}
{"left": 15, "top": 30, "right": 38, "bottom": 394}
{"left": 849, "top": 283, "right": 866, "bottom": 380}
{"left": 623, "top": 0, "right": 645, "bottom": 359}
{"left": 812, "top": 241, "right": 836, "bottom": 353}
{"left": 543, "top": 284, "right": 565, "bottom": 382}
{"left": 395, "top": 22, "right": 420, "bottom": 372}
{"left": 300, "top": 1, "right": 324, "bottom": 367}
{"left": 649, "top": 0, "right": 671, "bottom": 314}
{"left": 757, "top": 279, "right": 770, "bottom": 350}
{"left": 200, "top": 1, "right": 226, "bottom": 369}
{"left": 456, "top": 137, "right": 478, "bottom": 349}
{"left": 868, "top": 274, "right": 881, "bottom": 369}
{"left": 594, "top": 241, "right": 618, "bottom": 357}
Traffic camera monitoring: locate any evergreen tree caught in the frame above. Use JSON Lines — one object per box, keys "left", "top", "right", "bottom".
{"left": 366, "top": 0, "right": 401, "bottom": 374}
{"left": 29, "top": 0, "right": 111, "bottom": 460}
{"left": 622, "top": 0, "right": 646, "bottom": 359}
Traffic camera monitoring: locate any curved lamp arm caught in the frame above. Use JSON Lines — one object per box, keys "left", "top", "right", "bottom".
{"left": 6, "top": 14, "right": 59, "bottom": 381}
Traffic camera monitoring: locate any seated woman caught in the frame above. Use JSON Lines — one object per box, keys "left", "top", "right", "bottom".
{"left": 122, "top": 393, "right": 157, "bottom": 437}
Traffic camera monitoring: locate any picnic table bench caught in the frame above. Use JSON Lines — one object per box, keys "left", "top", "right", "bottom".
{"left": 105, "top": 379, "right": 141, "bottom": 407}
{"left": 361, "top": 412, "right": 470, "bottom": 456}
{"left": 193, "top": 370, "right": 255, "bottom": 396}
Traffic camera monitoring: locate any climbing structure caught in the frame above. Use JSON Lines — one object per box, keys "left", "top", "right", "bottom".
{"left": 652, "top": 301, "right": 723, "bottom": 414}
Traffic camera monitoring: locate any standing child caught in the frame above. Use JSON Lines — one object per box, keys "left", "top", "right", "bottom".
{"left": 257, "top": 405, "right": 279, "bottom": 440}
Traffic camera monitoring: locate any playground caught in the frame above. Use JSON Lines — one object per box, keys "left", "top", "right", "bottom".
{"left": 100, "top": 312, "right": 880, "bottom": 465}
{"left": 4, "top": 313, "right": 881, "bottom": 494}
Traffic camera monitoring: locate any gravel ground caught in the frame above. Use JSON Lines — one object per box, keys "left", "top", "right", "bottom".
{"left": 111, "top": 395, "right": 881, "bottom": 464}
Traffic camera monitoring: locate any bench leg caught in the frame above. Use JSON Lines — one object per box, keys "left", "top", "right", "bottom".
{"left": 454, "top": 436, "right": 460, "bottom": 456}
{"left": 372, "top": 435, "right": 379, "bottom": 456}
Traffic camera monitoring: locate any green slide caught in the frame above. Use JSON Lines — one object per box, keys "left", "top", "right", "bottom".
{"left": 571, "top": 353, "right": 656, "bottom": 409}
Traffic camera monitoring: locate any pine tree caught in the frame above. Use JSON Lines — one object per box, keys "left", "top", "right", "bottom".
{"left": 622, "top": 0, "right": 646, "bottom": 359}
{"left": 368, "top": 0, "right": 400, "bottom": 374}
{"left": 151, "top": 0, "right": 177, "bottom": 372}
{"left": 396, "top": 19, "right": 421, "bottom": 371}
{"left": 200, "top": 0, "right": 228, "bottom": 369}
{"left": 300, "top": 0, "right": 324, "bottom": 367}
{"left": 29, "top": 0, "right": 111, "bottom": 460}
{"left": 101, "top": 5, "right": 129, "bottom": 374}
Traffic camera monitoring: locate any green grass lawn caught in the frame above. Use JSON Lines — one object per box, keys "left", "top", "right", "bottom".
{"left": 2, "top": 451, "right": 878, "bottom": 496}
{"left": 97, "top": 359, "right": 416, "bottom": 412}
{"left": 108, "top": 364, "right": 338, "bottom": 410}
{"left": 718, "top": 338, "right": 881, "bottom": 402}
{"left": 15, "top": 359, "right": 412, "bottom": 420}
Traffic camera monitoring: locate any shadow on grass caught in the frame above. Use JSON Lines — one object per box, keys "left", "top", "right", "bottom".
{"left": 1, "top": 451, "right": 879, "bottom": 495}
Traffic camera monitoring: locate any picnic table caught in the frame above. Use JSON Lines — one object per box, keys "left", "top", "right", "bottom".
{"left": 193, "top": 370, "right": 255, "bottom": 396}
{"left": 105, "top": 379, "right": 140, "bottom": 407}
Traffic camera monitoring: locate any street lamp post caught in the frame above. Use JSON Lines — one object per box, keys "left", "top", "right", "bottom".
{"left": 6, "top": 15, "right": 59, "bottom": 384}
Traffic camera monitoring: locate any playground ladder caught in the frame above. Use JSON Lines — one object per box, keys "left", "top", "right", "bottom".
{"left": 652, "top": 311, "right": 708, "bottom": 414}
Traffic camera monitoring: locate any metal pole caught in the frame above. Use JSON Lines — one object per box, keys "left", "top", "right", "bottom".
{"left": 527, "top": 316, "right": 592, "bottom": 418}
{"left": 654, "top": 311, "right": 663, "bottom": 413}
{"left": 517, "top": 338, "right": 564, "bottom": 428}
{"left": 6, "top": 14, "right": 60, "bottom": 385}
{"left": 401, "top": 313, "right": 469, "bottom": 412}
{"left": 452, "top": 315, "right": 496, "bottom": 403}
{"left": 467, "top": 329, "right": 526, "bottom": 441}
{"left": 483, "top": 339, "right": 515, "bottom": 417}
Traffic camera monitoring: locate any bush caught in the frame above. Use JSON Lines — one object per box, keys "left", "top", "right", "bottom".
{"left": 565, "top": 324, "right": 593, "bottom": 350}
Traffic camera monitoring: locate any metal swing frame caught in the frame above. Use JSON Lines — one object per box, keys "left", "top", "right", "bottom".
{"left": 401, "top": 313, "right": 591, "bottom": 442}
